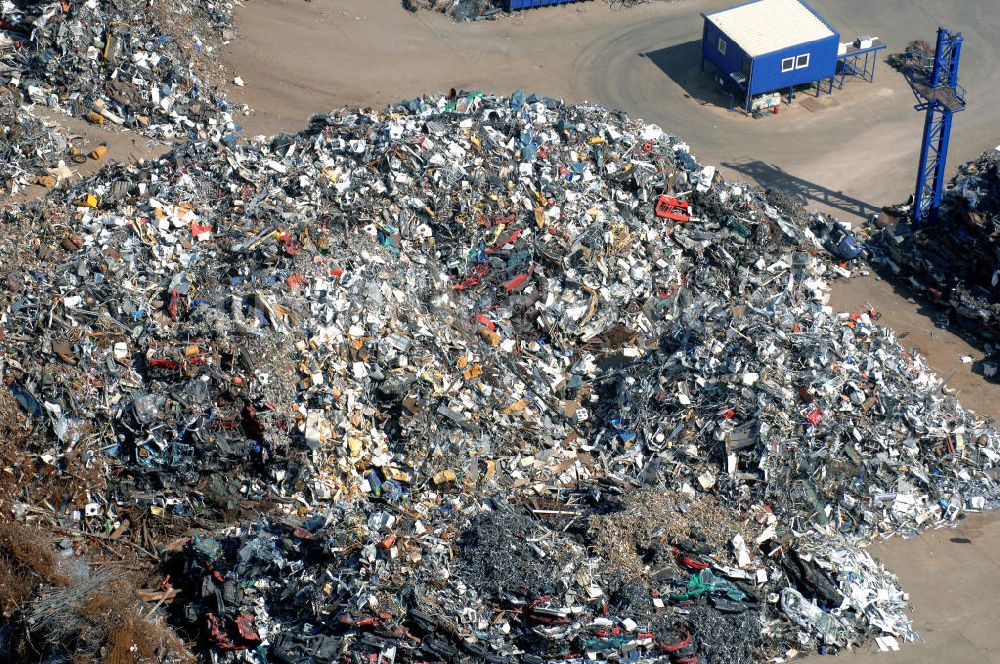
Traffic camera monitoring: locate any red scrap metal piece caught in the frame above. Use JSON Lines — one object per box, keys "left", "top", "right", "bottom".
{"left": 504, "top": 273, "right": 529, "bottom": 294}
{"left": 206, "top": 613, "right": 229, "bottom": 647}
{"left": 206, "top": 612, "right": 261, "bottom": 650}
{"left": 805, "top": 408, "right": 824, "bottom": 425}
{"left": 233, "top": 614, "right": 261, "bottom": 644}
{"left": 0, "top": 19, "right": 24, "bottom": 33}
{"left": 660, "top": 628, "right": 692, "bottom": 653}
{"left": 167, "top": 290, "right": 181, "bottom": 321}
{"left": 453, "top": 263, "right": 489, "bottom": 291}
{"left": 655, "top": 196, "right": 691, "bottom": 222}
{"left": 338, "top": 611, "right": 393, "bottom": 629}
{"left": 476, "top": 312, "right": 496, "bottom": 331}
{"left": 207, "top": 613, "right": 241, "bottom": 650}
{"left": 491, "top": 226, "right": 522, "bottom": 250}
{"left": 674, "top": 549, "right": 709, "bottom": 571}
{"left": 276, "top": 229, "right": 300, "bottom": 256}
{"left": 245, "top": 404, "right": 264, "bottom": 429}
{"left": 191, "top": 221, "right": 213, "bottom": 238}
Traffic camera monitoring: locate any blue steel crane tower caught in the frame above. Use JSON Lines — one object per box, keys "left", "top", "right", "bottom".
{"left": 910, "top": 27, "right": 966, "bottom": 225}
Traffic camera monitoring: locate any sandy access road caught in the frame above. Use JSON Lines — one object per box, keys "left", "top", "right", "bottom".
{"left": 219, "top": 1, "right": 1000, "bottom": 661}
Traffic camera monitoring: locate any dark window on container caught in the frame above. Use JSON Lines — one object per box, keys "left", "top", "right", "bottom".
{"left": 718, "top": 38, "right": 727, "bottom": 55}
{"left": 781, "top": 57, "right": 794, "bottom": 72}
{"left": 796, "top": 53, "right": 810, "bottom": 69}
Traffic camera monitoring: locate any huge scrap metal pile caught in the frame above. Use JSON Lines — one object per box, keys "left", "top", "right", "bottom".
{"left": 0, "top": 0, "right": 242, "bottom": 195}
{"left": 1, "top": 88, "right": 997, "bottom": 663}
{"left": 877, "top": 148, "right": 1000, "bottom": 345}
{"left": 403, "top": 0, "right": 652, "bottom": 22}
{"left": 403, "top": 0, "right": 505, "bottom": 21}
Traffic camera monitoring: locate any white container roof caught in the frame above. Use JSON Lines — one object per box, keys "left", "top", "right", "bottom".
{"left": 705, "top": 0, "right": 835, "bottom": 58}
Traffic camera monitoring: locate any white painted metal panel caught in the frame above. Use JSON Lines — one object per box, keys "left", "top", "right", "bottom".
{"left": 706, "top": 0, "right": 834, "bottom": 58}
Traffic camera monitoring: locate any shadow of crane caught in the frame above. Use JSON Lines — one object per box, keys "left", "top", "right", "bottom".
{"left": 722, "top": 160, "right": 880, "bottom": 219}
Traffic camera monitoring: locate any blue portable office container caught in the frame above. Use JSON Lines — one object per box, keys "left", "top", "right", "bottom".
{"left": 701, "top": 0, "right": 840, "bottom": 112}
{"left": 505, "top": 0, "right": 588, "bottom": 11}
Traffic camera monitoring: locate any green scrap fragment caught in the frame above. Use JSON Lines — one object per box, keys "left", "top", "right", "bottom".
{"left": 670, "top": 569, "right": 746, "bottom": 602}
